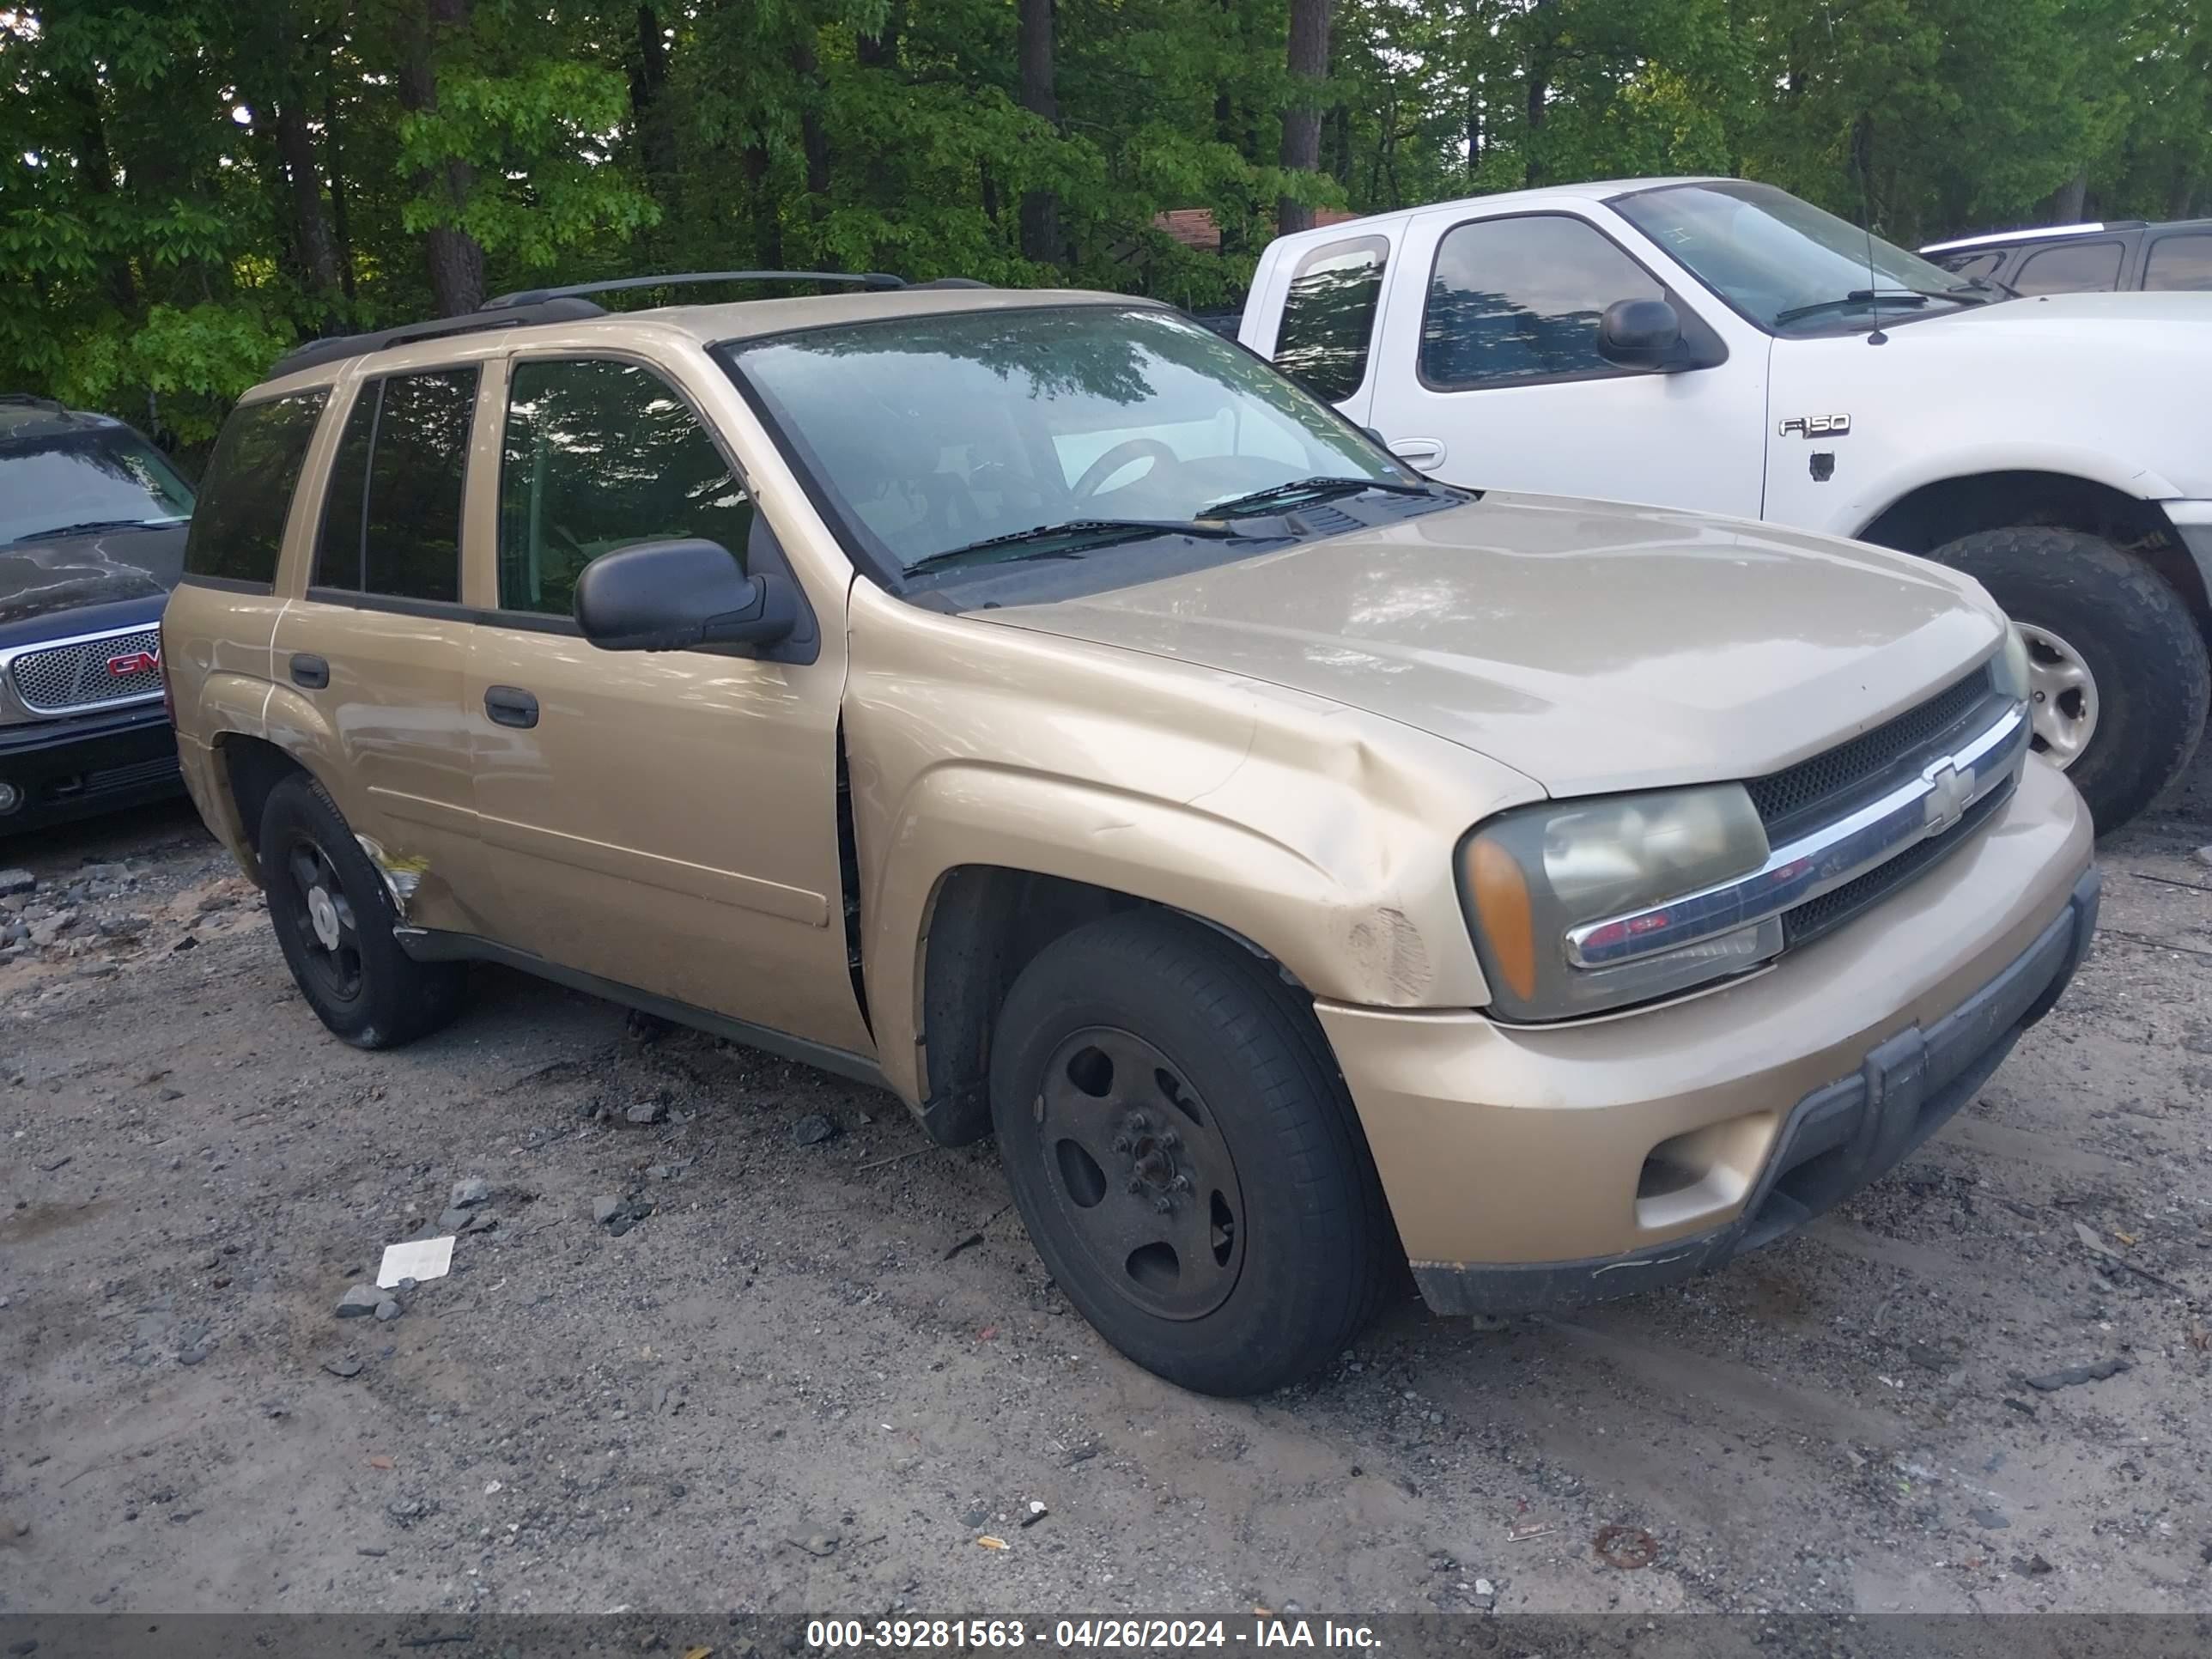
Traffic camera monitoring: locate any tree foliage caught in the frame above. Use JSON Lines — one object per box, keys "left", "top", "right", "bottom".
{"left": 3, "top": 0, "right": 2206, "bottom": 452}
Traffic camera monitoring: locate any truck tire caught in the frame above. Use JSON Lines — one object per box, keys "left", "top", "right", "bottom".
{"left": 1929, "top": 526, "right": 2209, "bottom": 834}
{"left": 259, "top": 773, "right": 471, "bottom": 1048}
{"left": 988, "top": 912, "right": 1393, "bottom": 1395}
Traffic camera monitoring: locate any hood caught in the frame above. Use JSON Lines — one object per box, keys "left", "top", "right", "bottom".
{"left": 975, "top": 493, "right": 2005, "bottom": 797}
{"left": 0, "top": 523, "right": 186, "bottom": 629}
{"left": 1926, "top": 289, "right": 2212, "bottom": 331}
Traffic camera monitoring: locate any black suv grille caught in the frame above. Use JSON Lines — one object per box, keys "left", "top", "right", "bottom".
{"left": 1747, "top": 668, "right": 1996, "bottom": 841}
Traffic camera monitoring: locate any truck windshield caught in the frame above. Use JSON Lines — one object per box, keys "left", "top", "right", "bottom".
{"left": 720, "top": 305, "right": 1409, "bottom": 579}
{"left": 1, "top": 430, "right": 196, "bottom": 544}
{"left": 1613, "top": 180, "right": 1994, "bottom": 335}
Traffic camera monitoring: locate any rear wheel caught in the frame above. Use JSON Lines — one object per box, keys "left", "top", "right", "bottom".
{"left": 988, "top": 912, "right": 1392, "bottom": 1395}
{"left": 259, "top": 773, "right": 469, "bottom": 1048}
{"left": 1929, "top": 526, "right": 2209, "bottom": 834}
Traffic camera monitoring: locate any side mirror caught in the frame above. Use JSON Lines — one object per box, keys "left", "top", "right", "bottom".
{"left": 574, "top": 538, "right": 799, "bottom": 653}
{"left": 1596, "top": 298, "right": 1689, "bottom": 371}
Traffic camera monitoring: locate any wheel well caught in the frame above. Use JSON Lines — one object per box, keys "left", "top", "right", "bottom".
{"left": 1857, "top": 470, "right": 2212, "bottom": 635}
{"left": 215, "top": 734, "right": 307, "bottom": 878}
{"left": 912, "top": 868, "right": 1298, "bottom": 1147}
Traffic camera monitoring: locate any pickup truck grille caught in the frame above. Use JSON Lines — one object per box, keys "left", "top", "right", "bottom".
{"left": 7, "top": 627, "right": 164, "bottom": 714}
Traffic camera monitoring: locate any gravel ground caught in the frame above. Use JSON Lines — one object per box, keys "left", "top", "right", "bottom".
{"left": 2, "top": 757, "right": 2209, "bottom": 1620}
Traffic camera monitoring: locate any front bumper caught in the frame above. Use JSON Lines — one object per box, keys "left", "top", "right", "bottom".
{"left": 1317, "top": 754, "right": 2096, "bottom": 1316}
{"left": 0, "top": 702, "right": 180, "bottom": 836}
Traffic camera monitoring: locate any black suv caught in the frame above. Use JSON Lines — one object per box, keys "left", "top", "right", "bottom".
{"left": 1919, "top": 218, "right": 2212, "bottom": 295}
{"left": 0, "top": 394, "right": 196, "bottom": 833}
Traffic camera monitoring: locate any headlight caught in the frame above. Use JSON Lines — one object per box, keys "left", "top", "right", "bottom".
{"left": 1991, "top": 626, "right": 2032, "bottom": 703}
{"left": 1459, "top": 784, "right": 1781, "bottom": 1021}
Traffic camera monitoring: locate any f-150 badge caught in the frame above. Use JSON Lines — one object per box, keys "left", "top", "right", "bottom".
{"left": 1778, "top": 414, "right": 1851, "bottom": 437}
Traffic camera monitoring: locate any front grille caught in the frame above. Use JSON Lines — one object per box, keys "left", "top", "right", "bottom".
{"left": 1747, "top": 668, "right": 1994, "bottom": 839}
{"left": 9, "top": 629, "right": 162, "bottom": 713}
{"left": 1781, "top": 769, "right": 2015, "bottom": 951}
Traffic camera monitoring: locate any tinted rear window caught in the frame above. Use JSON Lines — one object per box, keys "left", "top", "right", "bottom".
{"left": 1273, "top": 236, "right": 1389, "bottom": 404}
{"left": 2013, "top": 240, "right": 2124, "bottom": 295}
{"left": 182, "top": 390, "right": 327, "bottom": 587}
{"left": 310, "top": 368, "right": 475, "bottom": 605}
{"left": 2144, "top": 232, "right": 2212, "bottom": 291}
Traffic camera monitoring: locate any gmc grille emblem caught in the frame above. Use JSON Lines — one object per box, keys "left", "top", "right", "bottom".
{"left": 107, "top": 647, "right": 161, "bottom": 678}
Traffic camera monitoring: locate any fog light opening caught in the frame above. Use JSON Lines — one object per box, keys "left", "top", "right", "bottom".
{"left": 0, "top": 779, "right": 21, "bottom": 815}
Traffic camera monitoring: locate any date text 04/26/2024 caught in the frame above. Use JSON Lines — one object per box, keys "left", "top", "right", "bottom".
{"left": 805, "top": 1620, "right": 1382, "bottom": 1650}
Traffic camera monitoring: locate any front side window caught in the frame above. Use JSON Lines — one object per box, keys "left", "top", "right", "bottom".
{"left": 2143, "top": 233, "right": 2212, "bottom": 291}
{"left": 182, "top": 391, "right": 325, "bottom": 586}
{"left": 1419, "top": 215, "right": 1664, "bottom": 389}
{"left": 1613, "top": 179, "right": 1991, "bottom": 335}
{"left": 1273, "top": 235, "right": 1389, "bottom": 403}
{"left": 721, "top": 306, "right": 1407, "bottom": 580}
{"left": 496, "top": 359, "right": 753, "bottom": 617}
{"left": 313, "top": 368, "right": 476, "bottom": 604}
{"left": 2014, "top": 240, "right": 2124, "bottom": 295}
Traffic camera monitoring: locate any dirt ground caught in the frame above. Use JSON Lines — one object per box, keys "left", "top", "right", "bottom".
{"left": 3, "top": 752, "right": 2208, "bottom": 1620}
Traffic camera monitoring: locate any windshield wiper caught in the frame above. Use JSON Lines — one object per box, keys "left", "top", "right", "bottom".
{"left": 1203, "top": 475, "right": 1432, "bottom": 518}
{"left": 903, "top": 516, "right": 1255, "bottom": 577}
{"left": 9, "top": 517, "right": 170, "bottom": 544}
{"left": 1772, "top": 289, "right": 1935, "bottom": 325}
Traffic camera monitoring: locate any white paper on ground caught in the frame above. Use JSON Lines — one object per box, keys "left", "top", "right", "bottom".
{"left": 377, "top": 1236, "right": 455, "bottom": 1288}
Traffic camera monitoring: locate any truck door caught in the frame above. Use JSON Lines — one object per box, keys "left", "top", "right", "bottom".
{"left": 1364, "top": 205, "right": 1769, "bottom": 516}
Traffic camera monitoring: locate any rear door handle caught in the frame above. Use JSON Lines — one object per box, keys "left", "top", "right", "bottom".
{"left": 483, "top": 685, "right": 539, "bottom": 729}
{"left": 289, "top": 653, "right": 329, "bottom": 690}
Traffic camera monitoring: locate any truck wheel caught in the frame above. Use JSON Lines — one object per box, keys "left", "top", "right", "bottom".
{"left": 1929, "top": 527, "right": 2209, "bottom": 834}
{"left": 258, "top": 773, "right": 470, "bottom": 1048}
{"left": 988, "top": 912, "right": 1392, "bottom": 1395}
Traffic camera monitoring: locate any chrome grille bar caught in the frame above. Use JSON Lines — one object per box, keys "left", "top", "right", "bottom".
{"left": 1566, "top": 702, "right": 2030, "bottom": 969}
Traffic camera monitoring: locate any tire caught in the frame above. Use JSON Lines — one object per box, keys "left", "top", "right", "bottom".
{"left": 1929, "top": 526, "right": 2209, "bottom": 834}
{"left": 988, "top": 911, "right": 1392, "bottom": 1395}
{"left": 258, "top": 773, "right": 470, "bottom": 1048}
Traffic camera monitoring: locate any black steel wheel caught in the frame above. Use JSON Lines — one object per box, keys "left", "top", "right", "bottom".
{"left": 989, "top": 912, "right": 1393, "bottom": 1395}
{"left": 258, "top": 772, "right": 469, "bottom": 1048}
{"left": 1029, "top": 1026, "right": 1249, "bottom": 1322}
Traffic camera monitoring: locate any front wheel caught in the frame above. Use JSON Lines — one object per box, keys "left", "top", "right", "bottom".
{"left": 1929, "top": 527, "right": 2209, "bottom": 834}
{"left": 988, "top": 912, "right": 1393, "bottom": 1395}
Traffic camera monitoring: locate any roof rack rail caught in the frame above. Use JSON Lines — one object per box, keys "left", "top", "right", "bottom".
{"left": 482, "top": 270, "right": 906, "bottom": 309}
{"left": 264, "top": 297, "right": 608, "bottom": 381}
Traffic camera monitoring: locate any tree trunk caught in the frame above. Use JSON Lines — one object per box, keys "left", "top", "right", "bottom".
{"left": 744, "top": 143, "right": 783, "bottom": 267}
{"left": 325, "top": 88, "right": 358, "bottom": 306}
{"left": 1018, "top": 0, "right": 1058, "bottom": 262}
{"left": 1464, "top": 80, "right": 1480, "bottom": 185}
{"left": 1277, "top": 0, "right": 1331, "bottom": 234}
{"left": 274, "top": 99, "right": 343, "bottom": 325}
{"left": 2045, "top": 167, "right": 2088, "bottom": 222}
{"left": 628, "top": 5, "right": 677, "bottom": 196}
{"left": 397, "top": 0, "right": 486, "bottom": 317}
{"left": 792, "top": 36, "right": 831, "bottom": 203}
{"left": 1522, "top": 0, "right": 1553, "bottom": 188}
{"left": 856, "top": 2, "right": 903, "bottom": 67}
{"left": 66, "top": 72, "right": 137, "bottom": 313}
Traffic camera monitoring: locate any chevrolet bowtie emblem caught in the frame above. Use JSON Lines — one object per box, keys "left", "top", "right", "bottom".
{"left": 1923, "top": 761, "right": 1972, "bottom": 834}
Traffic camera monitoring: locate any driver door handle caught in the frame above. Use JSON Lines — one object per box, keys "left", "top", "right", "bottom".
{"left": 484, "top": 685, "right": 539, "bottom": 729}
{"left": 1388, "top": 436, "right": 1447, "bottom": 471}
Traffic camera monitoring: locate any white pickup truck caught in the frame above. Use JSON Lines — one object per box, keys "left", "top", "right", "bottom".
{"left": 1238, "top": 175, "right": 2212, "bottom": 833}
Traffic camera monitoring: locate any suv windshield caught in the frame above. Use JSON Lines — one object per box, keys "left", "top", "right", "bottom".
{"left": 1613, "top": 180, "right": 1994, "bottom": 335}
{"left": 720, "top": 305, "right": 1408, "bottom": 579}
{"left": 1, "top": 428, "right": 196, "bottom": 544}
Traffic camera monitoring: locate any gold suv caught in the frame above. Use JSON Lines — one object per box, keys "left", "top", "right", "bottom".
{"left": 163, "top": 276, "right": 2099, "bottom": 1395}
